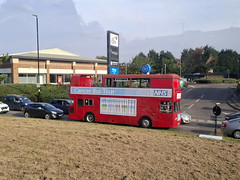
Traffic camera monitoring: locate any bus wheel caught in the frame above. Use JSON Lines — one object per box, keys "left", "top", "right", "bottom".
{"left": 140, "top": 117, "right": 152, "bottom": 128}
{"left": 85, "top": 113, "right": 95, "bottom": 123}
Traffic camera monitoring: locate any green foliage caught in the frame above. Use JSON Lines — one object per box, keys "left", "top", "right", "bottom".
{"left": 128, "top": 50, "right": 179, "bottom": 75}
{"left": 0, "top": 53, "right": 9, "bottom": 64}
{"left": 195, "top": 78, "right": 237, "bottom": 84}
{"left": 237, "top": 83, "right": 240, "bottom": 93}
{"left": 127, "top": 52, "right": 154, "bottom": 74}
{"left": 0, "top": 84, "right": 70, "bottom": 102}
{"left": 0, "top": 74, "right": 7, "bottom": 82}
{"left": 95, "top": 56, "right": 107, "bottom": 60}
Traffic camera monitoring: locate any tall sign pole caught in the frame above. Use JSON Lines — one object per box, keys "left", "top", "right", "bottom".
{"left": 32, "top": 14, "right": 40, "bottom": 102}
{"left": 107, "top": 31, "right": 119, "bottom": 74}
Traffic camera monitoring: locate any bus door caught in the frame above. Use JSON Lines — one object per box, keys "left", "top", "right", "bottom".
{"left": 76, "top": 96, "right": 84, "bottom": 120}
{"left": 159, "top": 101, "right": 173, "bottom": 126}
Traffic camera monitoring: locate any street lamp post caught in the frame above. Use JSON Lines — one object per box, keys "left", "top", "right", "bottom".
{"left": 32, "top": 14, "right": 40, "bottom": 102}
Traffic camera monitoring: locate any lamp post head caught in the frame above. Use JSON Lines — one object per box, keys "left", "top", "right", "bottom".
{"left": 32, "top": 14, "right": 38, "bottom": 18}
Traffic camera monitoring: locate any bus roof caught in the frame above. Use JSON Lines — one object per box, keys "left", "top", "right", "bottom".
{"left": 103, "top": 74, "right": 180, "bottom": 79}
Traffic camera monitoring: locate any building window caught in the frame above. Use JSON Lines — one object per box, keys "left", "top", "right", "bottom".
{"left": 50, "top": 74, "right": 72, "bottom": 84}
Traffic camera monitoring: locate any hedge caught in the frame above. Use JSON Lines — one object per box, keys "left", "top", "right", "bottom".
{"left": 0, "top": 84, "right": 70, "bottom": 102}
{"left": 0, "top": 83, "right": 102, "bottom": 102}
{"left": 195, "top": 78, "right": 237, "bottom": 84}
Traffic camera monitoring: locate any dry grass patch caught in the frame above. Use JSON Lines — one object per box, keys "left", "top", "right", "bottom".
{"left": 0, "top": 116, "right": 239, "bottom": 180}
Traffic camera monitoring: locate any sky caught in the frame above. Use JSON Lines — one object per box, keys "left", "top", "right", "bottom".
{"left": 0, "top": 0, "right": 240, "bottom": 61}
{"left": 73, "top": 0, "right": 240, "bottom": 40}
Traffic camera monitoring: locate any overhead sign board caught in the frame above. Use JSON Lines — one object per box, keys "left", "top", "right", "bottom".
{"left": 107, "top": 31, "right": 119, "bottom": 74}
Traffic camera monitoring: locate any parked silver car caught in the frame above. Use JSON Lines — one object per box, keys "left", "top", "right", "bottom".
{"left": 222, "top": 118, "right": 240, "bottom": 139}
{"left": 181, "top": 112, "right": 191, "bottom": 124}
{"left": 0, "top": 101, "right": 9, "bottom": 113}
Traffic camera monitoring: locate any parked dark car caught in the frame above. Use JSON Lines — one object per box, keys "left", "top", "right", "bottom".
{"left": 50, "top": 99, "right": 73, "bottom": 114}
{"left": 225, "top": 112, "right": 240, "bottom": 120}
{"left": 24, "top": 103, "right": 63, "bottom": 119}
{"left": 222, "top": 118, "right": 240, "bottom": 139}
{"left": 4, "top": 94, "right": 32, "bottom": 111}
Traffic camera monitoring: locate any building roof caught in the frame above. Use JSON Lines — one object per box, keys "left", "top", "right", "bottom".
{"left": 10, "top": 48, "right": 107, "bottom": 64}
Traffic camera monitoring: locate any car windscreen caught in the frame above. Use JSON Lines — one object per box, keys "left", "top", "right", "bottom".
{"left": 67, "top": 100, "right": 74, "bottom": 105}
{"left": 43, "top": 104, "right": 56, "bottom": 109}
{"left": 19, "top": 97, "right": 31, "bottom": 103}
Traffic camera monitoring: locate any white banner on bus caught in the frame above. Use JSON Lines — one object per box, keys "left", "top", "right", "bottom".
{"left": 70, "top": 87, "right": 172, "bottom": 98}
{"left": 100, "top": 97, "right": 136, "bottom": 117}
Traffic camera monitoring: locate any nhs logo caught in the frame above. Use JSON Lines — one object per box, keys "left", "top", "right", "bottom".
{"left": 153, "top": 89, "right": 172, "bottom": 97}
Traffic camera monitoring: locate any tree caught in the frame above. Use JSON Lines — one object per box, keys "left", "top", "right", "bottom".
{"left": 0, "top": 53, "right": 9, "bottom": 64}
{"left": 95, "top": 56, "right": 107, "bottom": 60}
{"left": 0, "top": 74, "right": 7, "bottom": 83}
{"left": 214, "top": 49, "right": 239, "bottom": 78}
{"left": 0, "top": 54, "right": 9, "bottom": 83}
{"left": 159, "top": 51, "right": 178, "bottom": 74}
{"left": 128, "top": 52, "right": 153, "bottom": 74}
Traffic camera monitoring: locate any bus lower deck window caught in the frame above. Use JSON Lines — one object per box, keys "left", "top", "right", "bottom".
{"left": 85, "top": 99, "right": 93, "bottom": 106}
{"left": 78, "top": 99, "right": 83, "bottom": 107}
{"left": 160, "top": 101, "right": 172, "bottom": 113}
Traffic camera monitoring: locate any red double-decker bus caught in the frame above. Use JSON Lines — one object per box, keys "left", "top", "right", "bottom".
{"left": 69, "top": 74, "right": 181, "bottom": 128}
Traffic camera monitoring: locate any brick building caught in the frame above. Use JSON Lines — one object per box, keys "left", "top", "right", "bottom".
{"left": 0, "top": 48, "right": 107, "bottom": 84}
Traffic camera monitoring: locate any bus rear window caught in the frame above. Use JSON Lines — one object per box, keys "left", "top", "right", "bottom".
{"left": 174, "top": 101, "right": 180, "bottom": 113}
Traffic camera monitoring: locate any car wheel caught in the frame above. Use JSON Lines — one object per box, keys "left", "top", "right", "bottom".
{"left": 233, "top": 130, "right": 240, "bottom": 139}
{"left": 45, "top": 114, "right": 51, "bottom": 120}
{"left": 84, "top": 113, "right": 95, "bottom": 122}
{"left": 24, "top": 112, "right": 30, "bottom": 118}
{"left": 140, "top": 118, "right": 152, "bottom": 128}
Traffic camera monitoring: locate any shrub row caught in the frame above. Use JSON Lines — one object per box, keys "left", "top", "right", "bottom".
{"left": 195, "top": 78, "right": 237, "bottom": 84}
{"left": 0, "top": 84, "right": 70, "bottom": 102}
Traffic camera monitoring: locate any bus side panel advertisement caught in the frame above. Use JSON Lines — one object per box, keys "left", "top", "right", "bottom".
{"left": 100, "top": 97, "right": 137, "bottom": 117}
{"left": 71, "top": 87, "right": 172, "bottom": 98}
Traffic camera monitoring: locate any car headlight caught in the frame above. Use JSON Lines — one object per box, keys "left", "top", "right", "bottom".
{"left": 51, "top": 111, "right": 57, "bottom": 114}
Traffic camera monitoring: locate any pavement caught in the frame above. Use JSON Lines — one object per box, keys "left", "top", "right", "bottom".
{"left": 226, "top": 86, "right": 240, "bottom": 111}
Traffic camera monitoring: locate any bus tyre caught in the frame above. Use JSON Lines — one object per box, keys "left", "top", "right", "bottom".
{"left": 85, "top": 113, "right": 95, "bottom": 123}
{"left": 140, "top": 118, "right": 152, "bottom": 128}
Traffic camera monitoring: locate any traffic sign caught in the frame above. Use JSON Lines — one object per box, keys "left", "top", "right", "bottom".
{"left": 213, "top": 105, "right": 221, "bottom": 116}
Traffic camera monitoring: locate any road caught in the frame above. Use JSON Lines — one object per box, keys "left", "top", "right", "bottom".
{"left": 3, "top": 83, "right": 238, "bottom": 135}
{"left": 171, "top": 83, "right": 238, "bottom": 135}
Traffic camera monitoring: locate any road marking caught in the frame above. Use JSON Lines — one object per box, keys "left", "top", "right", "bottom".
{"left": 185, "top": 88, "right": 193, "bottom": 93}
{"left": 191, "top": 118, "right": 222, "bottom": 124}
{"left": 188, "top": 104, "right": 194, "bottom": 109}
{"left": 187, "top": 94, "right": 204, "bottom": 109}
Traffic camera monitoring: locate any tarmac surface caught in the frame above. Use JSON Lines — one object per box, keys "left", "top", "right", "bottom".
{"left": 226, "top": 86, "right": 240, "bottom": 111}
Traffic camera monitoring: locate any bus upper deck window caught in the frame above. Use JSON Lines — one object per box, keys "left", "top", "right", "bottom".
{"left": 113, "top": 78, "right": 130, "bottom": 87}
{"left": 131, "top": 78, "right": 150, "bottom": 88}
{"left": 104, "top": 78, "right": 112, "bottom": 87}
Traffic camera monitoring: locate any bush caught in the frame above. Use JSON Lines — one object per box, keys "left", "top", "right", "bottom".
{"left": 0, "top": 84, "right": 70, "bottom": 102}
{"left": 195, "top": 78, "right": 237, "bottom": 84}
